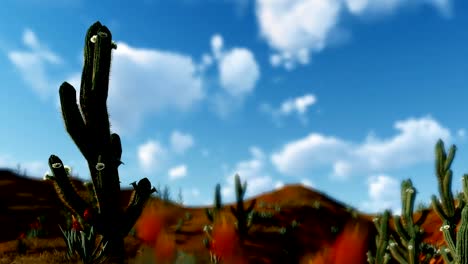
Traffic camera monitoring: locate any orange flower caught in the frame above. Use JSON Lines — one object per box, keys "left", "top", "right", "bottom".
{"left": 305, "top": 222, "right": 368, "bottom": 264}
{"left": 153, "top": 230, "right": 176, "bottom": 264}
{"left": 135, "top": 206, "right": 167, "bottom": 244}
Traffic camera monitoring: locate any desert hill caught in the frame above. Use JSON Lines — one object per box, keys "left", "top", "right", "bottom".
{"left": 0, "top": 168, "right": 448, "bottom": 263}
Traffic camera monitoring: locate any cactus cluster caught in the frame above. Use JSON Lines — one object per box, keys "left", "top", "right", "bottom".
{"left": 46, "top": 21, "right": 156, "bottom": 263}
{"left": 368, "top": 139, "right": 468, "bottom": 264}
{"left": 431, "top": 140, "right": 468, "bottom": 263}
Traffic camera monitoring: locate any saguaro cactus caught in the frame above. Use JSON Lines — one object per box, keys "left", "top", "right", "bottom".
{"left": 47, "top": 21, "right": 155, "bottom": 262}
{"left": 230, "top": 174, "right": 256, "bottom": 242}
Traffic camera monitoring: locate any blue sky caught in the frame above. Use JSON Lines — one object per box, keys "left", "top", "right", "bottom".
{"left": 0, "top": 0, "right": 467, "bottom": 214}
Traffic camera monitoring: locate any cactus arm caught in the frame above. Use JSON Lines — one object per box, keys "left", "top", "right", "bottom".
{"left": 110, "top": 133, "right": 124, "bottom": 167}
{"left": 456, "top": 206, "right": 468, "bottom": 264}
{"left": 59, "top": 82, "right": 92, "bottom": 160}
{"left": 122, "top": 179, "right": 156, "bottom": 234}
{"left": 432, "top": 195, "right": 449, "bottom": 220}
{"left": 414, "top": 210, "right": 430, "bottom": 226}
{"left": 48, "top": 155, "right": 89, "bottom": 216}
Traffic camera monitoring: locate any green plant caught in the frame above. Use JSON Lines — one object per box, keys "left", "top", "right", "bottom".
{"left": 367, "top": 210, "right": 392, "bottom": 264}
{"left": 229, "top": 174, "right": 256, "bottom": 242}
{"left": 431, "top": 139, "right": 468, "bottom": 264}
{"left": 59, "top": 225, "right": 108, "bottom": 264}
{"left": 45, "top": 21, "right": 156, "bottom": 263}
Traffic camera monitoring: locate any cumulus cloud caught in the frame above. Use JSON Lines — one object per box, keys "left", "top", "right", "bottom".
{"left": 105, "top": 42, "right": 204, "bottom": 136}
{"left": 170, "top": 131, "right": 194, "bottom": 154}
{"left": 271, "top": 116, "right": 451, "bottom": 179}
{"left": 207, "top": 34, "right": 260, "bottom": 117}
{"left": 137, "top": 140, "right": 167, "bottom": 173}
{"left": 168, "top": 164, "right": 188, "bottom": 180}
{"left": 261, "top": 94, "right": 317, "bottom": 125}
{"left": 360, "top": 174, "right": 401, "bottom": 214}
{"left": 255, "top": 0, "right": 452, "bottom": 69}
{"left": 8, "top": 29, "right": 63, "bottom": 100}
{"left": 221, "top": 147, "right": 277, "bottom": 202}
{"left": 219, "top": 48, "right": 260, "bottom": 97}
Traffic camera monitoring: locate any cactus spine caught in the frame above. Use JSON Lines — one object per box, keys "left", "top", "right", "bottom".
{"left": 230, "top": 174, "right": 256, "bottom": 242}
{"left": 47, "top": 21, "right": 155, "bottom": 263}
{"left": 205, "top": 183, "right": 222, "bottom": 223}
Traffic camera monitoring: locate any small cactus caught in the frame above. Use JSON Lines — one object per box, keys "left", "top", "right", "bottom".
{"left": 230, "top": 174, "right": 256, "bottom": 242}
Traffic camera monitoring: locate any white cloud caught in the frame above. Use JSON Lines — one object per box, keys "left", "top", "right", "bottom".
{"left": 211, "top": 34, "right": 224, "bottom": 59}
{"left": 222, "top": 147, "right": 276, "bottom": 202}
{"left": 170, "top": 131, "right": 194, "bottom": 154}
{"left": 8, "top": 29, "right": 63, "bottom": 100}
{"left": 344, "top": 0, "right": 452, "bottom": 16}
{"left": 262, "top": 94, "right": 317, "bottom": 125}
{"left": 103, "top": 42, "right": 204, "bottom": 136}
{"left": 219, "top": 48, "right": 260, "bottom": 97}
{"left": 300, "top": 178, "right": 314, "bottom": 188}
{"left": 271, "top": 116, "right": 451, "bottom": 179}
{"left": 457, "top": 129, "right": 466, "bottom": 139}
{"left": 256, "top": 0, "right": 341, "bottom": 69}
{"left": 360, "top": 174, "right": 401, "bottom": 214}
{"left": 207, "top": 34, "right": 260, "bottom": 117}
{"left": 137, "top": 140, "right": 167, "bottom": 173}
{"left": 274, "top": 181, "right": 285, "bottom": 190}
{"left": 272, "top": 133, "right": 350, "bottom": 176}
{"left": 255, "top": 0, "right": 452, "bottom": 69}
{"left": 168, "top": 164, "right": 188, "bottom": 180}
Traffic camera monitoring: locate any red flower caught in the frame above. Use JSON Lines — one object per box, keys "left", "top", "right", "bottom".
{"left": 83, "top": 208, "right": 92, "bottom": 221}
{"left": 71, "top": 215, "right": 81, "bottom": 231}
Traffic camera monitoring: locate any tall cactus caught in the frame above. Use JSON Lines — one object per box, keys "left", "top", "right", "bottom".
{"left": 230, "top": 174, "right": 256, "bottom": 242}
{"left": 387, "top": 179, "right": 428, "bottom": 264}
{"left": 205, "top": 183, "right": 222, "bottom": 223}
{"left": 367, "top": 210, "right": 392, "bottom": 264}
{"left": 47, "top": 21, "right": 156, "bottom": 263}
{"left": 431, "top": 139, "right": 468, "bottom": 263}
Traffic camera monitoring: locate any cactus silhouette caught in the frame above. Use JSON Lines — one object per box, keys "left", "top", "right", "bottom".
{"left": 47, "top": 21, "right": 156, "bottom": 263}
{"left": 230, "top": 174, "right": 256, "bottom": 242}
{"left": 205, "top": 183, "right": 222, "bottom": 223}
